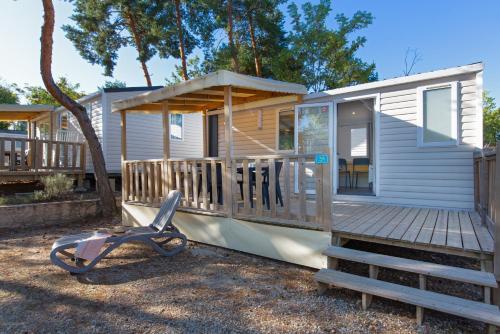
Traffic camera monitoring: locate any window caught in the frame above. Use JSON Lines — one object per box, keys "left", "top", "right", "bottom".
{"left": 350, "top": 127, "right": 367, "bottom": 157}
{"left": 277, "top": 110, "right": 294, "bottom": 151}
{"left": 170, "top": 114, "right": 183, "bottom": 140}
{"left": 60, "top": 113, "right": 68, "bottom": 130}
{"left": 417, "top": 82, "right": 458, "bottom": 147}
{"left": 296, "top": 105, "right": 329, "bottom": 154}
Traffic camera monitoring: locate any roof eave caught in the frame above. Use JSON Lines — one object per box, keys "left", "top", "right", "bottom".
{"left": 305, "top": 62, "right": 484, "bottom": 100}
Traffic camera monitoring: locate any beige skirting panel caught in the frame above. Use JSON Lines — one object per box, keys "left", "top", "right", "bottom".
{"left": 122, "top": 203, "right": 330, "bottom": 269}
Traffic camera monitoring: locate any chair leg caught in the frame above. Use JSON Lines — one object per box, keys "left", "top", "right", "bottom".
{"left": 276, "top": 184, "right": 283, "bottom": 206}
{"left": 263, "top": 185, "right": 270, "bottom": 210}
{"left": 249, "top": 183, "right": 254, "bottom": 208}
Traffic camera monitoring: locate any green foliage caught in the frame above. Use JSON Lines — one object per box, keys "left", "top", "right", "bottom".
{"left": 99, "top": 80, "right": 127, "bottom": 90}
{"left": 203, "top": 0, "right": 289, "bottom": 78}
{"left": 151, "top": 0, "right": 217, "bottom": 80}
{"left": 39, "top": 173, "right": 74, "bottom": 200}
{"left": 0, "top": 81, "right": 21, "bottom": 130}
{"left": 24, "top": 77, "right": 85, "bottom": 106}
{"left": 483, "top": 92, "right": 500, "bottom": 147}
{"left": 285, "top": 0, "right": 377, "bottom": 92}
{"left": 63, "top": 0, "right": 154, "bottom": 78}
{"left": 0, "top": 83, "right": 19, "bottom": 104}
{"left": 166, "top": 56, "right": 206, "bottom": 85}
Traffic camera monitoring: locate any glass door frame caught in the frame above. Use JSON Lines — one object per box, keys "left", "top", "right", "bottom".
{"left": 293, "top": 102, "right": 334, "bottom": 194}
{"left": 333, "top": 93, "right": 381, "bottom": 197}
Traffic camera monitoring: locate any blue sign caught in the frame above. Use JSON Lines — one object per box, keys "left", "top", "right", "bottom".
{"left": 315, "top": 153, "right": 329, "bottom": 165}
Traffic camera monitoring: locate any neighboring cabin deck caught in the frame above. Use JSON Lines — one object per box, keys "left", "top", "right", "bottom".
{"left": 0, "top": 137, "right": 86, "bottom": 183}
{"left": 331, "top": 202, "right": 493, "bottom": 260}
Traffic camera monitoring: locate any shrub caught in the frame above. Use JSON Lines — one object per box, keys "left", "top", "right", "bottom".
{"left": 40, "top": 173, "right": 74, "bottom": 199}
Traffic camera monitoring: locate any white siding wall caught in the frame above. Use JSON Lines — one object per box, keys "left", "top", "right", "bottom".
{"left": 63, "top": 95, "right": 102, "bottom": 172}
{"left": 170, "top": 113, "right": 204, "bottom": 158}
{"left": 104, "top": 91, "right": 163, "bottom": 173}
{"left": 103, "top": 92, "right": 204, "bottom": 173}
{"left": 307, "top": 72, "right": 482, "bottom": 209}
{"left": 376, "top": 73, "right": 479, "bottom": 209}
{"left": 59, "top": 90, "right": 204, "bottom": 174}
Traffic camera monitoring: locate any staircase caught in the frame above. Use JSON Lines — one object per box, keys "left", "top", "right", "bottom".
{"left": 315, "top": 246, "right": 500, "bottom": 332}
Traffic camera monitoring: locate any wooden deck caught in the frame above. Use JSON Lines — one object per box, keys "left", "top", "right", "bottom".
{"left": 331, "top": 202, "right": 494, "bottom": 259}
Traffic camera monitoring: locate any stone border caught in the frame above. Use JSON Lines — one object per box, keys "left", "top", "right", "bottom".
{"left": 0, "top": 198, "right": 115, "bottom": 229}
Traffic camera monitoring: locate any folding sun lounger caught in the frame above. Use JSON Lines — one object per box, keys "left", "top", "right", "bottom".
{"left": 50, "top": 190, "right": 187, "bottom": 274}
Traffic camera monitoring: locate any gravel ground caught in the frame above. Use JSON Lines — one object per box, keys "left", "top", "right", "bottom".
{"left": 0, "top": 219, "right": 489, "bottom": 333}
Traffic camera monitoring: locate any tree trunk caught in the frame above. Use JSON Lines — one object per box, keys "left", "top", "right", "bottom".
{"left": 174, "top": 0, "right": 189, "bottom": 81}
{"left": 226, "top": 0, "right": 239, "bottom": 73}
{"left": 248, "top": 14, "right": 261, "bottom": 77}
{"left": 41, "top": 0, "right": 117, "bottom": 217}
{"left": 125, "top": 10, "right": 152, "bottom": 87}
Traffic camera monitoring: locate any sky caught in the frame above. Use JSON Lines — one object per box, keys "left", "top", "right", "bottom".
{"left": 0, "top": 0, "right": 499, "bottom": 102}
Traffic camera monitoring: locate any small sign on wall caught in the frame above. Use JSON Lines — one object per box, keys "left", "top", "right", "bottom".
{"left": 314, "top": 153, "right": 329, "bottom": 165}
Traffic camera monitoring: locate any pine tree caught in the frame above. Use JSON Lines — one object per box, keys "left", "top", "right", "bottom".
{"left": 63, "top": 0, "right": 159, "bottom": 86}
{"left": 285, "top": 0, "right": 377, "bottom": 92}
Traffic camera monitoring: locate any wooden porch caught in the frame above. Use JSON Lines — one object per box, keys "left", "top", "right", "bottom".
{"left": 0, "top": 104, "right": 86, "bottom": 183}
{"left": 331, "top": 202, "right": 493, "bottom": 260}
{"left": 0, "top": 136, "right": 86, "bottom": 183}
{"left": 120, "top": 154, "right": 494, "bottom": 261}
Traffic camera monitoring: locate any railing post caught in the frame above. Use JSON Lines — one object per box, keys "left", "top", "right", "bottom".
{"left": 78, "top": 144, "right": 86, "bottom": 188}
{"left": 493, "top": 141, "right": 500, "bottom": 306}
{"left": 322, "top": 149, "right": 332, "bottom": 231}
{"left": 479, "top": 153, "right": 489, "bottom": 225}
{"left": 224, "top": 86, "right": 233, "bottom": 218}
{"left": 9, "top": 140, "right": 15, "bottom": 171}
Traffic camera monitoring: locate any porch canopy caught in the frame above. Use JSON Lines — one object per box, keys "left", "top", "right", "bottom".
{"left": 0, "top": 104, "right": 55, "bottom": 139}
{"left": 112, "top": 70, "right": 307, "bottom": 162}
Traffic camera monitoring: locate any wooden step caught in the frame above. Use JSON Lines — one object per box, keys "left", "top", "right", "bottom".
{"left": 323, "top": 246, "right": 497, "bottom": 288}
{"left": 315, "top": 269, "right": 500, "bottom": 327}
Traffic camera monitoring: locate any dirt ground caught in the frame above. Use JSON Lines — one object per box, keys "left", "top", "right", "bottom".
{"left": 0, "top": 219, "right": 488, "bottom": 334}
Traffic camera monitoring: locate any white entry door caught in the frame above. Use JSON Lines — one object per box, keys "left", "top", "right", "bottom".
{"left": 294, "top": 103, "right": 333, "bottom": 194}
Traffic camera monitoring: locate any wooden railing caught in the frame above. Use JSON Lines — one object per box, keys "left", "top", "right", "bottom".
{"left": 123, "top": 158, "right": 227, "bottom": 214}
{"left": 231, "top": 154, "right": 331, "bottom": 230}
{"left": 474, "top": 144, "right": 499, "bottom": 234}
{"left": 122, "top": 153, "right": 332, "bottom": 231}
{"left": 122, "top": 159, "right": 166, "bottom": 205}
{"left": 0, "top": 137, "right": 86, "bottom": 172}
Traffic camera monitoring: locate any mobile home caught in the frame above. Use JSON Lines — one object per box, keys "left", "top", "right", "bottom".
{"left": 112, "top": 64, "right": 500, "bottom": 328}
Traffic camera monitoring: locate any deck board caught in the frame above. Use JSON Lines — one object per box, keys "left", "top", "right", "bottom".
{"left": 469, "top": 211, "right": 494, "bottom": 253}
{"left": 331, "top": 202, "right": 493, "bottom": 257}
{"left": 374, "top": 207, "right": 412, "bottom": 238}
{"left": 415, "top": 209, "right": 439, "bottom": 244}
{"left": 458, "top": 211, "right": 481, "bottom": 251}
{"left": 430, "top": 210, "right": 448, "bottom": 246}
{"left": 446, "top": 211, "right": 463, "bottom": 249}
{"left": 402, "top": 209, "right": 430, "bottom": 242}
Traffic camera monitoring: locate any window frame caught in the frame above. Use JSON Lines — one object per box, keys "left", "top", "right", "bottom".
{"left": 275, "top": 108, "right": 295, "bottom": 153}
{"left": 169, "top": 113, "right": 184, "bottom": 141}
{"left": 416, "top": 81, "right": 459, "bottom": 148}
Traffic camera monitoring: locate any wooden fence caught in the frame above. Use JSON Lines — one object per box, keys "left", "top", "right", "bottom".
{"left": 474, "top": 143, "right": 500, "bottom": 234}
{"left": 122, "top": 153, "right": 332, "bottom": 231}
{"left": 0, "top": 136, "right": 86, "bottom": 173}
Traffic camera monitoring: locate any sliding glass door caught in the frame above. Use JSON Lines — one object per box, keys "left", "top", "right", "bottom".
{"left": 294, "top": 103, "right": 333, "bottom": 193}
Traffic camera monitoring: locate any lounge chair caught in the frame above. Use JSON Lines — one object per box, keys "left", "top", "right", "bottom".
{"left": 50, "top": 190, "right": 187, "bottom": 274}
